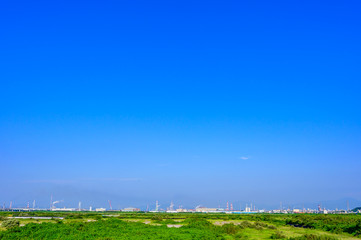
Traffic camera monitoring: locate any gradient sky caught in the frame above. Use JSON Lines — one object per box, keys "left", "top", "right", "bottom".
{"left": 1, "top": 0, "right": 361, "bottom": 210}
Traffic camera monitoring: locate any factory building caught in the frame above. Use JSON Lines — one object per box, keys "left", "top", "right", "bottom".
{"left": 195, "top": 207, "right": 218, "bottom": 213}
{"left": 51, "top": 207, "right": 75, "bottom": 211}
{"left": 95, "top": 208, "right": 106, "bottom": 212}
{"left": 122, "top": 207, "right": 140, "bottom": 212}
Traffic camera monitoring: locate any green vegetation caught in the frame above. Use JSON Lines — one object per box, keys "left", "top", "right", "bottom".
{"left": 0, "top": 212, "right": 360, "bottom": 239}
{"left": 285, "top": 214, "right": 361, "bottom": 236}
{"left": 288, "top": 234, "right": 339, "bottom": 240}
{"left": 1, "top": 219, "right": 19, "bottom": 229}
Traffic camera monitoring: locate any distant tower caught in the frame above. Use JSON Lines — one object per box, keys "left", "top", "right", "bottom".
{"left": 50, "top": 195, "right": 53, "bottom": 210}
{"left": 318, "top": 204, "right": 322, "bottom": 212}
{"left": 155, "top": 200, "right": 160, "bottom": 212}
{"left": 226, "top": 201, "right": 229, "bottom": 211}
{"left": 10, "top": 201, "right": 12, "bottom": 210}
{"left": 78, "top": 201, "right": 82, "bottom": 211}
{"left": 146, "top": 205, "right": 149, "bottom": 212}
{"left": 108, "top": 200, "right": 112, "bottom": 210}
{"left": 33, "top": 200, "right": 36, "bottom": 210}
{"left": 245, "top": 204, "right": 250, "bottom": 212}
{"left": 27, "top": 202, "right": 30, "bottom": 209}
{"left": 230, "top": 203, "right": 233, "bottom": 211}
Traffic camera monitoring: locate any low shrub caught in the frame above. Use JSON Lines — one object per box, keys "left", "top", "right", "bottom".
{"left": 288, "top": 234, "right": 339, "bottom": 240}
{"left": 150, "top": 215, "right": 163, "bottom": 221}
{"left": 270, "top": 231, "right": 286, "bottom": 239}
{"left": 268, "top": 225, "right": 277, "bottom": 229}
{"left": 222, "top": 223, "right": 239, "bottom": 235}
{"left": 1, "top": 219, "right": 20, "bottom": 229}
{"left": 239, "top": 221, "right": 253, "bottom": 229}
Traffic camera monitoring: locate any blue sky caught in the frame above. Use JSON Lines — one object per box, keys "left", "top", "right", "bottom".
{"left": 1, "top": 0, "right": 360, "bottom": 210}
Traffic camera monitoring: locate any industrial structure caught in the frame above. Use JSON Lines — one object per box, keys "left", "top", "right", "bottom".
{"left": 1, "top": 196, "right": 359, "bottom": 214}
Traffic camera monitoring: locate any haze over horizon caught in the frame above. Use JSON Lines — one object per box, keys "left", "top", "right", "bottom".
{"left": 1, "top": 0, "right": 360, "bottom": 210}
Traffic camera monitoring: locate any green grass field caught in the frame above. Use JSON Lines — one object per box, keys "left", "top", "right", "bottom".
{"left": 0, "top": 212, "right": 360, "bottom": 239}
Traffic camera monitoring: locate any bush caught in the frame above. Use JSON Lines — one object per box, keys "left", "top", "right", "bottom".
{"left": 184, "top": 218, "right": 213, "bottom": 229}
{"left": 254, "top": 225, "right": 263, "bottom": 230}
{"left": 160, "top": 219, "right": 177, "bottom": 224}
{"left": 270, "top": 231, "right": 286, "bottom": 239}
{"left": 288, "top": 234, "right": 339, "bottom": 240}
{"left": 268, "top": 224, "right": 277, "bottom": 229}
{"left": 151, "top": 215, "right": 163, "bottom": 221}
{"left": 65, "top": 214, "right": 83, "bottom": 220}
{"left": 2, "top": 219, "right": 20, "bottom": 229}
{"left": 54, "top": 218, "right": 63, "bottom": 224}
{"left": 239, "top": 221, "right": 253, "bottom": 229}
{"left": 95, "top": 215, "right": 102, "bottom": 220}
{"left": 234, "top": 232, "right": 250, "bottom": 239}
{"left": 222, "top": 223, "right": 239, "bottom": 235}
{"left": 254, "top": 221, "right": 268, "bottom": 228}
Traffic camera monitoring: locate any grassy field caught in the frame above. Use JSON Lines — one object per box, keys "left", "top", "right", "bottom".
{"left": 0, "top": 212, "right": 360, "bottom": 239}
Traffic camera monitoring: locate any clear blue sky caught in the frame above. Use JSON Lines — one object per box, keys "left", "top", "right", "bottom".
{"left": 1, "top": 0, "right": 360, "bottom": 210}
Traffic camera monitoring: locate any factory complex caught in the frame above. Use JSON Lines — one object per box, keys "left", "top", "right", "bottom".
{"left": 1, "top": 199, "right": 360, "bottom": 214}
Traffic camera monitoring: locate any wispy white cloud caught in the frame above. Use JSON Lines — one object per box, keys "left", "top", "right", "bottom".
{"left": 240, "top": 156, "right": 250, "bottom": 160}
{"left": 81, "top": 177, "right": 142, "bottom": 182}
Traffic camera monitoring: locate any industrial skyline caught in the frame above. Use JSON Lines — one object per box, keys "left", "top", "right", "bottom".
{"left": 1, "top": 196, "right": 360, "bottom": 214}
